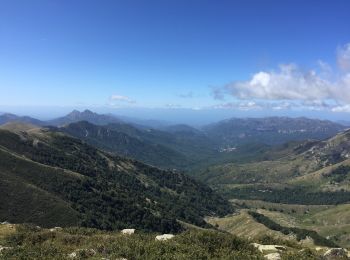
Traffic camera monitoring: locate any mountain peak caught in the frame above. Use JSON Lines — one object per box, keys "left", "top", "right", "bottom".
{"left": 66, "top": 109, "right": 96, "bottom": 119}
{"left": 82, "top": 109, "right": 94, "bottom": 114}
{"left": 50, "top": 109, "right": 122, "bottom": 126}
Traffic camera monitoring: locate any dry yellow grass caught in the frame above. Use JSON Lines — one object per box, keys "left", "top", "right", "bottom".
{"left": 0, "top": 224, "right": 16, "bottom": 242}
{"left": 206, "top": 210, "right": 292, "bottom": 241}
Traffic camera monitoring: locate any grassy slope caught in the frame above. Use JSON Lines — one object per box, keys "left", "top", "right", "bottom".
{"left": 0, "top": 225, "right": 265, "bottom": 260}
{"left": 206, "top": 210, "right": 291, "bottom": 241}
{"left": 0, "top": 224, "right": 325, "bottom": 259}
{"left": 193, "top": 131, "right": 350, "bottom": 249}
{"left": 0, "top": 148, "right": 80, "bottom": 227}
{"left": 227, "top": 199, "right": 350, "bottom": 249}
{"left": 257, "top": 205, "right": 350, "bottom": 249}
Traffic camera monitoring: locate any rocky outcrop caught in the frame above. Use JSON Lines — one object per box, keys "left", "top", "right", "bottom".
{"left": 264, "top": 252, "right": 281, "bottom": 260}
{"left": 68, "top": 249, "right": 96, "bottom": 259}
{"left": 155, "top": 234, "right": 175, "bottom": 241}
{"left": 323, "top": 248, "right": 349, "bottom": 259}
{"left": 251, "top": 243, "right": 286, "bottom": 253}
{"left": 121, "top": 229, "right": 135, "bottom": 235}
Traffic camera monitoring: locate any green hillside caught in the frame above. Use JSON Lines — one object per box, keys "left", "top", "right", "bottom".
{"left": 59, "top": 121, "right": 192, "bottom": 169}
{"left": 0, "top": 127, "right": 232, "bottom": 233}
{"left": 59, "top": 120, "right": 220, "bottom": 170}
{"left": 196, "top": 129, "right": 350, "bottom": 205}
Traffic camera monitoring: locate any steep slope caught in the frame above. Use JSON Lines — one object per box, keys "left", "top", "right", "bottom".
{"left": 60, "top": 121, "right": 219, "bottom": 169}
{"left": 48, "top": 109, "right": 122, "bottom": 126}
{"left": 0, "top": 127, "right": 232, "bottom": 232}
{"left": 59, "top": 121, "right": 191, "bottom": 169}
{"left": 0, "top": 147, "right": 81, "bottom": 227}
{"left": 118, "top": 125, "right": 218, "bottom": 162}
{"left": 203, "top": 117, "right": 345, "bottom": 146}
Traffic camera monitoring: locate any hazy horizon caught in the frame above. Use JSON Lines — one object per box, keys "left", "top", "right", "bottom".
{"left": 2, "top": 105, "right": 350, "bottom": 126}
{"left": 1, "top": 0, "right": 350, "bottom": 123}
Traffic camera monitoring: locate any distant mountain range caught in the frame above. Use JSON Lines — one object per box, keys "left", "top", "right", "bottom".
{"left": 203, "top": 116, "right": 346, "bottom": 146}
{"left": 47, "top": 109, "right": 123, "bottom": 126}
{"left": 0, "top": 110, "right": 348, "bottom": 170}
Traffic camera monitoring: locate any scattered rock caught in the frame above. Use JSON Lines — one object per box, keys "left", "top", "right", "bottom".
{"left": 155, "top": 234, "right": 175, "bottom": 241}
{"left": 68, "top": 249, "right": 96, "bottom": 259}
{"left": 315, "top": 246, "right": 326, "bottom": 251}
{"left": 251, "top": 243, "right": 286, "bottom": 253}
{"left": 0, "top": 246, "right": 12, "bottom": 253}
{"left": 121, "top": 229, "right": 135, "bottom": 235}
{"left": 68, "top": 252, "right": 77, "bottom": 258}
{"left": 49, "top": 227, "right": 62, "bottom": 232}
{"left": 264, "top": 252, "right": 281, "bottom": 260}
{"left": 323, "top": 248, "right": 348, "bottom": 259}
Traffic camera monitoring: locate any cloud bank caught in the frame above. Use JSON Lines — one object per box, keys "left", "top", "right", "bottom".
{"left": 214, "top": 43, "right": 350, "bottom": 112}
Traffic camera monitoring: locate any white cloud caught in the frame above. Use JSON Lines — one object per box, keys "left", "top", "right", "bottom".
{"left": 271, "top": 101, "right": 293, "bottom": 110}
{"left": 110, "top": 95, "right": 135, "bottom": 103}
{"left": 337, "top": 43, "right": 350, "bottom": 71}
{"left": 213, "top": 43, "right": 350, "bottom": 112}
{"left": 226, "top": 64, "right": 333, "bottom": 101}
{"left": 213, "top": 101, "right": 262, "bottom": 111}
{"left": 332, "top": 104, "right": 350, "bottom": 113}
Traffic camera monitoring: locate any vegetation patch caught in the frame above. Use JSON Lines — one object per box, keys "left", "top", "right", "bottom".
{"left": 248, "top": 211, "right": 337, "bottom": 247}
{"left": 222, "top": 185, "right": 350, "bottom": 205}
{"left": 0, "top": 224, "right": 264, "bottom": 260}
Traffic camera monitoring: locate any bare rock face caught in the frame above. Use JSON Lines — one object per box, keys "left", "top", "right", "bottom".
{"left": 121, "top": 229, "right": 135, "bottom": 235}
{"left": 49, "top": 227, "right": 62, "bottom": 232}
{"left": 68, "top": 249, "right": 96, "bottom": 259}
{"left": 155, "top": 234, "right": 175, "bottom": 241}
{"left": 264, "top": 253, "right": 281, "bottom": 260}
{"left": 323, "top": 248, "right": 349, "bottom": 259}
{"left": 0, "top": 245, "right": 12, "bottom": 253}
{"left": 251, "top": 243, "right": 286, "bottom": 253}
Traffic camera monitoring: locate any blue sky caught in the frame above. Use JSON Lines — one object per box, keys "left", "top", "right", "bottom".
{"left": 1, "top": 0, "right": 350, "bottom": 122}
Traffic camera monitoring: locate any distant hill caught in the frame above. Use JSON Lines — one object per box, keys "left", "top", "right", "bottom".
{"left": 160, "top": 124, "right": 202, "bottom": 134}
{"left": 48, "top": 109, "right": 123, "bottom": 126}
{"left": 58, "top": 121, "right": 220, "bottom": 170}
{"left": 59, "top": 121, "right": 192, "bottom": 169}
{"left": 337, "top": 120, "right": 350, "bottom": 126}
{"left": 0, "top": 122, "right": 39, "bottom": 132}
{"left": 105, "top": 122, "right": 219, "bottom": 165}
{"left": 0, "top": 113, "right": 45, "bottom": 126}
{"left": 196, "top": 128, "right": 350, "bottom": 205}
{"left": 0, "top": 127, "right": 232, "bottom": 232}
{"left": 203, "top": 117, "right": 346, "bottom": 146}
